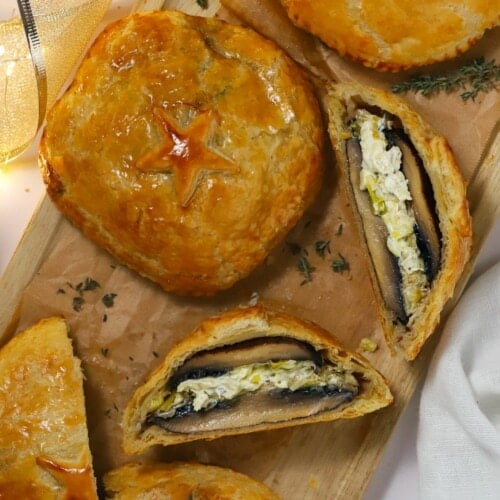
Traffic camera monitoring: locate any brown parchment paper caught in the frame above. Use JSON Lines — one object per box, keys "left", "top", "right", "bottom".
{"left": 219, "top": 0, "right": 500, "bottom": 182}
{"left": 7, "top": 0, "right": 500, "bottom": 497}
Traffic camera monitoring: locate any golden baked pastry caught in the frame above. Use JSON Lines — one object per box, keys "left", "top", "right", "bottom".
{"left": 39, "top": 10, "right": 324, "bottom": 296}
{"left": 0, "top": 317, "right": 97, "bottom": 498}
{"left": 325, "top": 82, "right": 472, "bottom": 360}
{"left": 278, "top": 0, "right": 500, "bottom": 71}
{"left": 122, "top": 304, "right": 393, "bottom": 454}
{"left": 103, "top": 461, "right": 280, "bottom": 499}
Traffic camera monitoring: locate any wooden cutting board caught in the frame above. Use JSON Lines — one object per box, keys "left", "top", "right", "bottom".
{"left": 0, "top": 1, "right": 499, "bottom": 498}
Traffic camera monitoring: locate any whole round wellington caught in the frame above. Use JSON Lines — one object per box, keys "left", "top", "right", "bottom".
{"left": 40, "top": 10, "right": 324, "bottom": 295}
{"left": 279, "top": 0, "right": 500, "bottom": 71}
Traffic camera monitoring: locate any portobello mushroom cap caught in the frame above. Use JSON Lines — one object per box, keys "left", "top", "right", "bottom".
{"left": 326, "top": 82, "right": 472, "bottom": 360}
{"left": 122, "top": 304, "right": 393, "bottom": 454}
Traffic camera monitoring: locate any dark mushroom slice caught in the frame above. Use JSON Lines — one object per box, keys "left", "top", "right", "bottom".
{"left": 390, "top": 130, "right": 441, "bottom": 281}
{"left": 345, "top": 137, "right": 408, "bottom": 324}
{"left": 145, "top": 337, "right": 359, "bottom": 434}
{"left": 172, "top": 337, "right": 321, "bottom": 386}
{"left": 146, "top": 386, "right": 356, "bottom": 433}
{"left": 344, "top": 108, "right": 443, "bottom": 324}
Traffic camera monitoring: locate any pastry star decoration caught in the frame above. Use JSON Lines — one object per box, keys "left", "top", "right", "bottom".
{"left": 136, "top": 106, "right": 238, "bottom": 207}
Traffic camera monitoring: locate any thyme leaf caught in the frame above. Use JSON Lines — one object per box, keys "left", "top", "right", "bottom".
{"left": 297, "top": 255, "right": 316, "bottom": 284}
{"left": 196, "top": 0, "right": 208, "bottom": 8}
{"left": 72, "top": 296, "right": 85, "bottom": 312}
{"left": 102, "top": 293, "right": 117, "bottom": 308}
{"left": 315, "top": 240, "right": 331, "bottom": 258}
{"left": 391, "top": 57, "right": 500, "bottom": 101}
{"left": 79, "top": 277, "right": 101, "bottom": 293}
{"left": 331, "top": 253, "right": 350, "bottom": 274}
{"left": 286, "top": 241, "right": 302, "bottom": 255}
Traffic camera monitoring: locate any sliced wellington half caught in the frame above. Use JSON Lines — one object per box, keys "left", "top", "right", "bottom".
{"left": 122, "top": 304, "right": 393, "bottom": 453}
{"left": 325, "top": 82, "right": 472, "bottom": 361}
{"left": 0, "top": 317, "right": 97, "bottom": 498}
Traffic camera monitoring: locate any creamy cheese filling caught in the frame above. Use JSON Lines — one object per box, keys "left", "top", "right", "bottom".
{"left": 148, "top": 360, "right": 358, "bottom": 419}
{"left": 355, "top": 109, "right": 429, "bottom": 316}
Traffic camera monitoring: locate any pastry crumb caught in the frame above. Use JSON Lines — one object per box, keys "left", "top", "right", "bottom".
{"left": 308, "top": 475, "right": 319, "bottom": 490}
{"left": 359, "top": 337, "right": 378, "bottom": 353}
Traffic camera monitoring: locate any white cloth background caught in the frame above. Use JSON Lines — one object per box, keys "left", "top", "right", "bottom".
{"left": 418, "top": 261, "right": 500, "bottom": 499}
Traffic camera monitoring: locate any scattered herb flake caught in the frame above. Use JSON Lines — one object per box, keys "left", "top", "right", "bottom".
{"left": 286, "top": 241, "right": 302, "bottom": 255}
{"left": 336, "top": 223, "right": 344, "bottom": 236}
{"left": 72, "top": 296, "right": 85, "bottom": 312}
{"left": 56, "top": 288, "right": 66, "bottom": 294}
{"left": 196, "top": 0, "right": 208, "bottom": 8}
{"left": 101, "top": 347, "right": 109, "bottom": 357}
{"left": 129, "top": 355, "right": 134, "bottom": 362}
{"left": 298, "top": 255, "right": 316, "bottom": 284}
{"left": 82, "top": 277, "right": 100, "bottom": 292}
{"left": 102, "top": 314, "right": 108, "bottom": 323}
{"left": 331, "top": 253, "right": 350, "bottom": 274}
{"left": 152, "top": 351, "right": 159, "bottom": 358}
{"left": 104, "top": 409, "right": 111, "bottom": 417}
{"left": 74, "top": 277, "right": 100, "bottom": 296}
{"left": 102, "top": 293, "right": 117, "bottom": 308}
{"left": 315, "top": 240, "right": 331, "bottom": 258}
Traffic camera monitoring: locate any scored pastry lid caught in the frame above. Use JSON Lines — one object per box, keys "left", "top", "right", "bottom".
{"left": 278, "top": 0, "right": 500, "bottom": 71}
{"left": 104, "top": 461, "right": 281, "bottom": 499}
{"left": 0, "top": 317, "right": 97, "bottom": 498}
{"left": 39, "top": 9, "right": 324, "bottom": 296}
{"left": 122, "top": 304, "right": 393, "bottom": 454}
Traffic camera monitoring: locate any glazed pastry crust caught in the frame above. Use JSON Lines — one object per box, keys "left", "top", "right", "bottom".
{"left": 122, "top": 304, "right": 393, "bottom": 454}
{"left": 103, "top": 461, "right": 280, "bottom": 499}
{"left": 325, "top": 82, "right": 472, "bottom": 360}
{"left": 40, "top": 10, "right": 324, "bottom": 296}
{"left": 279, "top": 0, "right": 500, "bottom": 71}
{"left": 0, "top": 317, "right": 97, "bottom": 499}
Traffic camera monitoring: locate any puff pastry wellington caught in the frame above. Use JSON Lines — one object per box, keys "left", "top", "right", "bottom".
{"left": 104, "top": 461, "right": 280, "bottom": 499}
{"left": 279, "top": 0, "right": 500, "bottom": 71}
{"left": 0, "top": 317, "right": 97, "bottom": 498}
{"left": 325, "top": 83, "right": 472, "bottom": 360}
{"left": 40, "top": 10, "right": 324, "bottom": 296}
{"left": 122, "top": 305, "right": 393, "bottom": 453}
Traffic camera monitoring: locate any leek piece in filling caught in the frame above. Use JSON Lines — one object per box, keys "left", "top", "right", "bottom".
{"left": 354, "top": 109, "right": 429, "bottom": 317}
{"left": 148, "top": 359, "right": 359, "bottom": 419}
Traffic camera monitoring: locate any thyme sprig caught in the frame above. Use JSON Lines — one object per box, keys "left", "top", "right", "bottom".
{"left": 391, "top": 57, "right": 500, "bottom": 101}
